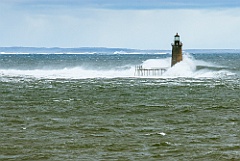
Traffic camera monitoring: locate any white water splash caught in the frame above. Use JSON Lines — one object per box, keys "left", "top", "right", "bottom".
{"left": 139, "top": 54, "right": 234, "bottom": 78}
{"left": 142, "top": 57, "right": 171, "bottom": 69}
{"left": 0, "top": 67, "right": 135, "bottom": 79}
{"left": 162, "top": 54, "right": 197, "bottom": 77}
{"left": 0, "top": 54, "right": 234, "bottom": 79}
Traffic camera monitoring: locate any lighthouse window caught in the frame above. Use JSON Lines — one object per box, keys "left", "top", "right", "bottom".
{"left": 175, "top": 37, "right": 180, "bottom": 41}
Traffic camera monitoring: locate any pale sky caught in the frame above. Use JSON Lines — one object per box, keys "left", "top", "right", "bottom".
{"left": 0, "top": 0, "right": 240, "bottom": 49}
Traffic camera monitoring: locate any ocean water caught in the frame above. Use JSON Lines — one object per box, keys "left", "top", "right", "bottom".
{"left": 0, "top": 51, "right": 239, "bottom": 160}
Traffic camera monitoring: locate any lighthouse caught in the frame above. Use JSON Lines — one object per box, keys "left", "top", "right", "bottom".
{"left": 171, "top": 33, "right": 183, "bottom": 67}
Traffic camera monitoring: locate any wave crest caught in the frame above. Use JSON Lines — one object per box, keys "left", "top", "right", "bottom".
{"left": 0, "top": 54, "right": 235, "bottom": 79}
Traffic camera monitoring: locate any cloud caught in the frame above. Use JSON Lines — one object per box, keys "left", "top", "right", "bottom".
{"left": 0, "top": 1, "right": 240, "bottom": 49}
{"left": 2, "top": 0, "right": 240, "bottom": 10}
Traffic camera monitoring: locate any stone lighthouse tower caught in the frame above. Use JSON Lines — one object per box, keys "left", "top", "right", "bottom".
{"left": 171, "top": 33, "right": 183, "bottom": 67}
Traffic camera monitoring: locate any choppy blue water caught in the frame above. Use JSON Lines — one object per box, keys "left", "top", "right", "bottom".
{"left": 0, "top": 51, "right": 239, "bottom": 160}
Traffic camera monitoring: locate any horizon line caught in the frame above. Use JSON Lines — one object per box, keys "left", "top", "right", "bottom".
{"left": 0, "top": 46, "right": 240, "bottom": 50}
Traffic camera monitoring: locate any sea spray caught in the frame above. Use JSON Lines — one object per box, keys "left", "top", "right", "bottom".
{"left": 0, "top": 53, "right": 236, "bottom": 79}
{"left": 140, "top": 53, "right": 221, "bottom": 78}
{"left": 141, "top": 57, "right": 171, "bottom": 69}
{"left": 163, "top": 54, "right": 196, "bottom": 77}
{"left": 0, "top": 67, "right": 136, "bottom": 79}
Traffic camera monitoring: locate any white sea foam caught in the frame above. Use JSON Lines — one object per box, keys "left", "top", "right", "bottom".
{"left": 0, "top": 67, "right": 135, "bottom": 79}
{"left": 142, "top": 58, "right": 171, "bottom": 69}
{"left": 0, "top": 54, "right": 234, "bottom": 79}
{"left": 161, "top": 54, "right": 234, "bottom": 78}
{"left": 158, "top": 132, "right": 166, "bottom": 136}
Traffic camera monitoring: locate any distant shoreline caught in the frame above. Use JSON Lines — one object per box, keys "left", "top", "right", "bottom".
{"left": 0, "top": 47, "right": 240, "bottom": 54}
